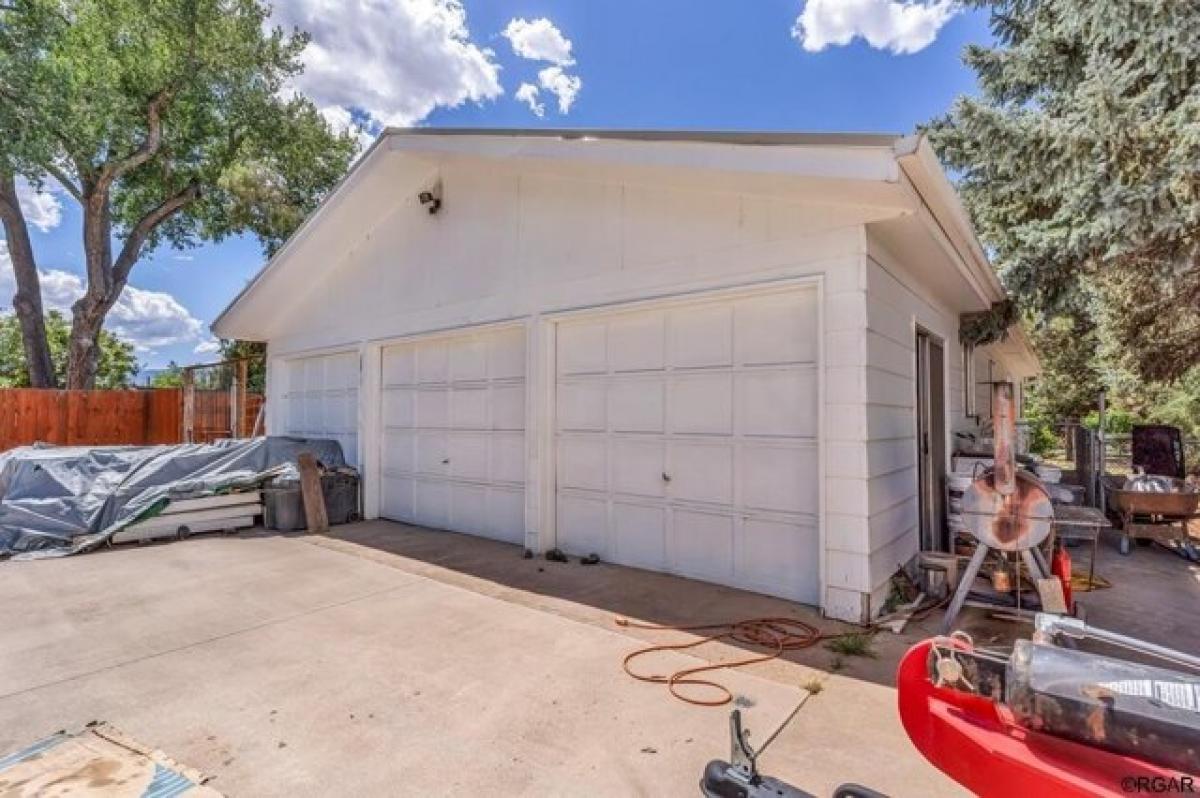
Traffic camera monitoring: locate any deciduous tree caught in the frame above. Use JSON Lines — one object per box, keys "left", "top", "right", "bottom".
{"left": 0, "top": 0, "right": 355, "bottom": 387}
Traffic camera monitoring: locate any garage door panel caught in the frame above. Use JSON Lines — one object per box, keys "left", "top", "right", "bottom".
{"left": 381, "top": 430, "right": 415, "bottom": 474}
{"left": 447, "top": 432, "right": 489, "bottom": 481}
{"left": 672, "top": 510, "right": 734, "bottom": 582}
{"left": 739, "top": 519, "right": 819, "bottom": 603}
{"left": 735, "top": 293, "right": 818, "bottom": 366}
{"left": 669, "top": 442, "right": 733, "bottom": 505}
{"left": 609, "top": 312, "right": 665, "bottom": 372}
{"left": 286, "top": 393, "right": 305, "bottom": 429}
{"left": 558, "top": 494, "right": 608, "bottom": 557}
{"left": 380, "top": 476, "right": 413, "bottom": 520}
{"left": 450, "top": 388, "right": 488, "bottom": 429}
{"left": 736, "top": 370, "right": 817, "bottom": 437}
{"left": 449, "top": 336, "right": 489, "bottom": 382}
{"left": 608, "top": 379, "right": 664, "bottom": 433}
{"left": 414, "top": 479, "right": 450, "bottom": 529}
{"left": 415, "top": 389, "right": 450, "bottom": 428}
{"left": 489, "top": 432, "right": 525, "bottom": 484}
{"left": 558, "top": 436, "right": 607, "bottom": 491}
{"left": 670, "top": 374, "right": 732, "bottom": 435}
{"left": 414, "top": 431, "right": 449, "bottom": 476}
{"left": 379, "top": 326, "right": 526, "bottom": 546}
{"left": 382, "top": 389, "right": 415, "bottom": 428}
{"left": 670, "top": 305, "right": 732, "bottom": 369}
{"left": 382, "top": 347, "right": 415, "bottom": 386}
{"left": 558, "top": 322, "right": 607, "bottom": 375}
{"left": 416, "top": 341, "right": 449, "bottom": 384}
{"left": 491, "top": 385, "right": 525, "bottom": 431}
{"left": 488, "top": 328, "right": 526, "bottom": 380}
{"left": 557, "top": 382, "right": 606, "bottom": 431}
{"left": 741, "top": 445, "right": 818, "bottom": 514}
{"left": 451, "top": 483, "right": 488, "bottom": 535}
{"left": 612, "top": 502, "right": 666, "bottom": 570}
{"left": 611, "top": 439, "right": 666, "bottom": 498}
{"left": 487, "top": 488, "right": 525, "bottom": 543}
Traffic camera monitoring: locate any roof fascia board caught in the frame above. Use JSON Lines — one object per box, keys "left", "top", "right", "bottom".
{"left": 387, "top": 131, "right": 902, "bottom": 185}
{"left": 894, "top": 135, "right": 1006, "bottom": 305}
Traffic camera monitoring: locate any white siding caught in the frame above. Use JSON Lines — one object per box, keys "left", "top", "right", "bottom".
{"left": 860, "top": 237, "right": 964, "bottom": 615}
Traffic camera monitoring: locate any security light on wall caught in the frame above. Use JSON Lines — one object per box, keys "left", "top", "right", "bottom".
{"left": 417, "top": 182, "right": 442, "bottom": 215}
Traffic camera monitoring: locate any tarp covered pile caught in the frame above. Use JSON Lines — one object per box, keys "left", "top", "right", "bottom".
{"left": 0, "top": 437, "right": 345, "bottom": 559}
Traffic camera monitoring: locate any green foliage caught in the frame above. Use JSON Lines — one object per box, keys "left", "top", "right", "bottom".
{"left": 1022, "top": 313, "right": 1105, "bottom": 422}
{"left": 1082, "top": 408, "right": 1139, "bottom": 434}
{"left": 0, "top": 311, "right": 137, "bottom": 387}
{"left": 218, "top": 339, "right": 266, "bottom": 392}
{"left": 1027, "top": 419, "right": 1059, "bottom": 457}
{"left": 149, "top": 361, "right": 183, "bottom": 388}
{"left": 825, "top": 633, "right": 877, "bottom": 660}
{"left": 928, "top": 1, "right": 1200, "bottom": 383}
{"left": 0, "top": 0, "right": 358, "bottom": 254}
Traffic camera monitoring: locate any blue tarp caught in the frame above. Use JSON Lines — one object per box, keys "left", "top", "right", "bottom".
{"left": 0, "top": 436, "right": 345, "bottom": 559}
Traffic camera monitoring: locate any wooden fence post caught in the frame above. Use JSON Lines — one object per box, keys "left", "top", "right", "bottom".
{"left": 182, "top": 369, "right": 195, "bottom": 444}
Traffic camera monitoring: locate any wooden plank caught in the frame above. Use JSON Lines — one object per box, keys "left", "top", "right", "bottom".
{"left": 297, "top": 451, "right": 329, "bottom": 533}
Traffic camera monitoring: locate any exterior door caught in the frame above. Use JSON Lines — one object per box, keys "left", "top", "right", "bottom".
{"left": 916, "top": 331, "right": 947, "bottom": 551}
{"left": 553, "top": 287, "right": 821, "bottom": 603}
{"left": 378, "top": 325, "right": 526, "bottom": 544}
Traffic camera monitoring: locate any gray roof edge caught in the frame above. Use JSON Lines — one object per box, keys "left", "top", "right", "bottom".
{"left": 384, "top": 127, "right": 903, "bottom": 149}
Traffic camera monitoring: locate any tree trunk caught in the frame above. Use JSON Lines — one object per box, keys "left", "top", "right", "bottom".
{"left": 65, "top": 296, "right": 111, "bottom": 389}
{"left": 0, "top": 173, "right": 56, "bottom": 388}
{"left": 67, "top": 192, "right": 117, "bottom": 389}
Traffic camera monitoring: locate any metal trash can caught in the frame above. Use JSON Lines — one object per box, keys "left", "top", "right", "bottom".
{"left": 264, "top": 471, "right": 360, "bottom": 531}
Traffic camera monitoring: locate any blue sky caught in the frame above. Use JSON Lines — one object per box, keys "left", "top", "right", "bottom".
{"left": 3, "top": 0, "right": 990, "bottom": 376}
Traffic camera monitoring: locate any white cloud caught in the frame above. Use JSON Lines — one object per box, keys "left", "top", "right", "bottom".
{"left": 502, "top": 18, "right": 575, "bottom": 66}
{"left": 793, "top": 0, "right": 958, "bottom": 55}
{"left": 514, "top": 83, "right": 545, "bottom": 117}
{"left": 538, "top": 66, "right": 582, "bottom": 114}
{"left": 0, "top": 240, "right": 208, "bottom": 353}
{"left": 15, "top": 178, "right": 63, "bottom": 233}
{"left": 193, "top": 338, "right": 222, "bottom": 355}
{"left": 272, "top": 0, "right": 503, "bottom": 129}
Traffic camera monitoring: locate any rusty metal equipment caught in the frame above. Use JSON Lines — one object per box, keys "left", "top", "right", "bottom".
{"left": 942, "top": 383, "right": 1058, "bottom": 632}
{"left": 1104, "top": 474, "right": 1200, "bottom": 558}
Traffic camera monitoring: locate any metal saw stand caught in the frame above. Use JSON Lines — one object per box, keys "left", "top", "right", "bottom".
{"left": 942, "top": 541, "right": 1055, "bottom": 633}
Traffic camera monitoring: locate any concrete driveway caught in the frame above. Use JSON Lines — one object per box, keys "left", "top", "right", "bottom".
{"left": 0, "top": 523, "right": 963, "bottom": 797}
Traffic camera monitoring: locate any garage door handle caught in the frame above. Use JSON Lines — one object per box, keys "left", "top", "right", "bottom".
{"left": 662, "top": 472, "right": 671, "bottom": 483}
{"left": 442, "top": 458, "right": 450, "bottom": 465}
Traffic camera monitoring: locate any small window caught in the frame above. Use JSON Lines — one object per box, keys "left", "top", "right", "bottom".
{"left": 962, "top": 344, "right": 976, "bottom": 417}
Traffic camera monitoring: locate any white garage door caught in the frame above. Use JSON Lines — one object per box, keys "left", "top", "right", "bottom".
{"left": 378, "top": 326, "right": 526, "bottom": 544}
{"left": 282, "top": 351, "right": 360, "bottom": 465}
{"left": 555, "top": 288, "right": 820, "bottom": 603}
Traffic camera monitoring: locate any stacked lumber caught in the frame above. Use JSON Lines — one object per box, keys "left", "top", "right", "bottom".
{"left": 112, "top": 490, "right": 262, "bottom": 544}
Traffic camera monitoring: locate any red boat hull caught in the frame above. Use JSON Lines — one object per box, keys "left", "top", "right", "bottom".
{"left": 897, "top": 640, "right": 1195, "bottom": 797}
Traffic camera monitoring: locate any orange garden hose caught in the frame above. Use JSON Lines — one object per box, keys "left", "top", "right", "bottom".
{"left": 615, "top": 594, "right": 952, "bottom": 706}
{"left": 614, "top": 616, "right": 847, "bottom": 706}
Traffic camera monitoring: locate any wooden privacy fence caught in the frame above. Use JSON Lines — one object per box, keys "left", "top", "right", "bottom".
{"left": 0, "top": 387, "right": 267, "bottom": 452}
{"left": 0, "top": 389, "right": 183, "bottom": 451}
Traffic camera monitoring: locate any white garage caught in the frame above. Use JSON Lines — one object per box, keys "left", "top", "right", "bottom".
{"left": 216, "top": 129, "right": 1039, "bottom": 623}
{"left": 554, "top": 288, "right": 821, "bottom": 603}
{"left": 377, "top": 325, "right": 527, "bottom": 544}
